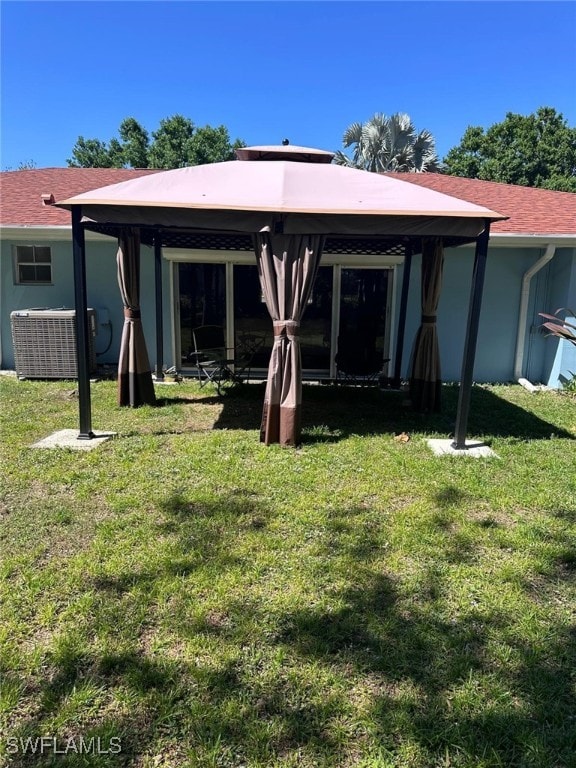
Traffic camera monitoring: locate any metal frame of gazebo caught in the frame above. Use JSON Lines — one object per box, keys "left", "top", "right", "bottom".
{"left": 61, "top": 145, "right": 503, "bottom": 448}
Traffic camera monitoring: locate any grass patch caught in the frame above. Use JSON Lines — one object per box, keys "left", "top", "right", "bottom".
{"left": 1, "top": 377, "right": 575, "bottom": 767}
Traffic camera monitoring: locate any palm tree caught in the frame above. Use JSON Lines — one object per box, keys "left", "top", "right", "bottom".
{"left": 334, "top": 112, "right": 440, "bottom": 173}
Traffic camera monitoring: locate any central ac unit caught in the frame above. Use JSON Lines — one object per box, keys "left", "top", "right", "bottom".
{"left": 11, "top": 308, "right": 97, "bottom": 379}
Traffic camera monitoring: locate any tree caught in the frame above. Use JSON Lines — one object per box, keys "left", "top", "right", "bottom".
{"left": 148, "top": 115, "right": 195, "bottom": 169}
{"left": 67, "top": 137, "right": 122, "bottom": 168}
{"left": 2, "top": 159, "right": 37, "bottom": 171}
{"left": 334, "top": 112, "right": 440, "bottom": 173}
{"left": 67, "top": 115, "right": 245, "bottom": 169}
{"left": 443, "top": 107, "right": 576, "bottom": 192}
{"left": 118, "top": 117, "right": 150, "bottom": 168}
{"left": 189, "top": 126, "right": 245, "bottom": 165}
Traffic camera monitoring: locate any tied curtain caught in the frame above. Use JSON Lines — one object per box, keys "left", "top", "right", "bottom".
{"left": 254, "top": 231, "right": 324, "bottom": 445}
{"left": 409, "top": 237, "right": 444, "bottom": 412}
{"left": 117, "top": 228, "right": 156, "bottom": 407}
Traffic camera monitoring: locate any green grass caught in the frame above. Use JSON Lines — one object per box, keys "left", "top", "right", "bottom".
{"left": 0, "top": 376, "right": 575, "bottom": 768}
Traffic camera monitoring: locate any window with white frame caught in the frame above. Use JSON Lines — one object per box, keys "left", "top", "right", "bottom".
{"left": 13, "top": 245, "right": 52, "bottom": 284}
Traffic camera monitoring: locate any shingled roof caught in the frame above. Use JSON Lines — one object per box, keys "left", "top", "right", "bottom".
{"left": 1, "top": 167, "right": 575, "bottom": 237}
{"left": 387, "top": 173, "right": 576, "bottom": 236}
{"left": 0, "top": 168, "right": 160, "bottom": 226}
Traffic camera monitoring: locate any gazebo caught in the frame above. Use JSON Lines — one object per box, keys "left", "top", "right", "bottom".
{"left": 57, "top": 145, "right": 506, "bottom": 447}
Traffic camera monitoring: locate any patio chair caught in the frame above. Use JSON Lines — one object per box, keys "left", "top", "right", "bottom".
{"left": 235, "top": 331, "right": 266, "bottom": 381}
{"left": 189, "top": 325, "right": 239, "bottom": 394}
{"left": 335, "top": 333, "right": 389, "bottom": 386}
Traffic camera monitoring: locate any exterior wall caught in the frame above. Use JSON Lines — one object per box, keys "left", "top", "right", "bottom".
{"left": 2, "top": 231, "right": 575, "bottom": 386}
{"left": 0, "top": 235, "right": 173, "bottom": 371}
{"left": 2, "top": 239, "right": 75, "bottom": 368}
{"left": 534, "top": 248, "right": 576, "bottom": 387}
{"left": 397, "top": 245, "right": 538, "bottom": 383}
{"left": 396, "top": 245, "right": 576, "bottom": 385}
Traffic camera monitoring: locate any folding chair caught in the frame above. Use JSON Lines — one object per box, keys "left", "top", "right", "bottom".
{"left": 235, "top": 332, "right": 266, "bottom": 382}
{"left": 335, "top": 333, "right": 389, "bottom": 386}
{"left": 190, "top": 325, "right": 239, "bottom": 394}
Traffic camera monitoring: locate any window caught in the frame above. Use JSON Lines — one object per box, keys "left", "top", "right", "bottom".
{"left": 13, "top": 245, "right": 52, "bottom": 284}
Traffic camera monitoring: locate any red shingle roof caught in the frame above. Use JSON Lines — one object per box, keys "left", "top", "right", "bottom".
{"left": 386, "top": 173, "right": 576, "bottom": 235}
{"left": 2, "top": 167, "right": 574, "bottom": 236}
{"left": 0, "top": 168, "right": 160, "bottom": 226}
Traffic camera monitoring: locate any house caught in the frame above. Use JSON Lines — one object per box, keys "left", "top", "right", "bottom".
{"left": 388, "top": 173, "right": 576, "bottom": 388}
{"left": 1, "top": 167, "right": 575, "bottom": 388}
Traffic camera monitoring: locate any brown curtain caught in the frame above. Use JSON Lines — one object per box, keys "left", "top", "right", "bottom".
{"left": 254, "top": 231, "right": 324, "bottom": 445}
{"left": 409, "top": 237, "right": 444, "bottom": 412}
{"left": 117, "top": 228, "right": 156, "bottom": 407}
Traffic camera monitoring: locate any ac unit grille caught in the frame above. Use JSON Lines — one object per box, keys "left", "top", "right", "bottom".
{"left": 11, "top": 309, "right": 97, "bottom": 379}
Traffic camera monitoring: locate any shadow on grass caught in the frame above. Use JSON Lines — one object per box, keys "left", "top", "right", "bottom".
{"left": 155, "top": 394, "right": 223, "bottom": 407}
{"left": 3, "top": 489, "right": 275, "bottom": 767}
{"left": 134, "top": 383, "right": 573, "bottom": 445}
{"left": 7, "top": 487, "right": 575, "bottom": 767}
{"left": 210, "top": 383, "right": 574, "bottom": 443}
{"left": 266, "top": 517, "right": 576, "bottom": 766}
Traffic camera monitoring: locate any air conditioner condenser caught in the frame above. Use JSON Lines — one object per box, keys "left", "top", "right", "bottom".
{"left": 10, "top": 308, "right": 97, "bottom": 379}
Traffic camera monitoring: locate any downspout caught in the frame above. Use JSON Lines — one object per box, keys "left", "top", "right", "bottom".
{"left": 514, "top": 244, "right": 556, "bottom": 389}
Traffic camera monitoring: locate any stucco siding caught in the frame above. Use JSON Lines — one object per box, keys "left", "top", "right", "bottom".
{"left": 1, "top": 237, "right": 174, "bottom": 371}
{"left": 398, "top": 246, "right": 538, "bottom": 383}
{"left": 1, "top": 240, "right": 79, "bottom": 369}
{"left": 537, "top": 248, "right": 576, "bottom": 387}
{"left": 1, "top": 236, "right": 575, "bottom": 387}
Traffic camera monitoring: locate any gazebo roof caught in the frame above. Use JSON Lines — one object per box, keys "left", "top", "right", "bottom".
{"left": 57, "top": 147, "right": 506, "bottom": 243}
{"left": 56, "top": 146, "right": 502, "bottom": 450}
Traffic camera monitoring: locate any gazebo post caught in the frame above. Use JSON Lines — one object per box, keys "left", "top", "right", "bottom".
{"left": 58, "top": 144, "right": 504, "bottom": 446}
{"left": 452, "top": 222, "right": 491, "bottom": 449}
{"left": 72, "top": 205, "right": 95, "bottom": 439}
{"left": 392, "top": 242, "right": 412, "bottom": 388}
{"left": 153, "top": 232, "right": 164, "bottom": 381}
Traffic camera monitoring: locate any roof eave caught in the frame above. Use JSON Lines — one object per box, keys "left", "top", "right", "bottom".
{"left": 2, "top": 225, "right": 575, "bottom": 247}
{"left": 487, "top": 232, "right": 576, "bottom": 247}
{"left": 0, "top": 224, "right": 111, "bottom": 242}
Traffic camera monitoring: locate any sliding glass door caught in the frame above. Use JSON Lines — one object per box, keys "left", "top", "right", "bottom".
{"left": 178, "top": 263, "right": 226, "bottom": 365}
{"left": 338, "top": 268, "right": 391, "bottom": 377}
{"left": 233, "top": 264, "right": 271, "bottom": 369}
{"left": 232, "top": 264, "right": 334, "bottom": 375}
{"left": 177, "top": 260, "right": 392, "bottom": 377}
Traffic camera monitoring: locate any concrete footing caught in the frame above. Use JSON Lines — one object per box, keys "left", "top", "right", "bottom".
{"left": 427, "top": 438, "right": 497, "bottom": 458}
{"left": 31, "top": 429, "right": 116, "bottom": 450}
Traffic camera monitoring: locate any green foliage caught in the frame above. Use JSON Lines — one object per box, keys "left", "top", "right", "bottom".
{"left": 334, "top": 112, "right": 440, "bottom": 173}
{"left": 443, "top": 107, "right": 576, "bottom": 191}
{"left": 561, "top": 372, "right": 576, "bottom": 394}
{"left": 118, "top": 117, "right": 150, "bottom": 168}
{"left": 539, "top": 309, "right": 576, "bottom": 396}
{"left": 67, "top": 137, "right": 123, "bottom": 168}
{"left": 189, "top": 126, "right": 245, "bottom": 166}
{"left": 2, "top": 160, "right": 38, "bottom": 171}
{"left": 539, "top": 307, "right": 576, "bottom": 347}
{"left": 147, "top": 114, "right": 195, "bottom": 169}
{"left": 67, "top": 115, "right": 246, "bottom": 169}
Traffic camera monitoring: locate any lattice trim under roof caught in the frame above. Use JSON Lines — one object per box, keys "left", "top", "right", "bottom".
{"left": 86, "top": 223, "right": 417, "bottom": 256}
{"left": 85, "top": 221, "right": 479, "bottom": 256}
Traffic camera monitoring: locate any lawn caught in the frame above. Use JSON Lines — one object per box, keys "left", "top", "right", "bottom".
{"left": 0, "top": 376, "right": 575, "bottom": 768}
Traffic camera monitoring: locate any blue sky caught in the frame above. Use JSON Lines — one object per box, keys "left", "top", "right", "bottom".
{"left": 1, "top": 0, "right": 575, "bottom": 170}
